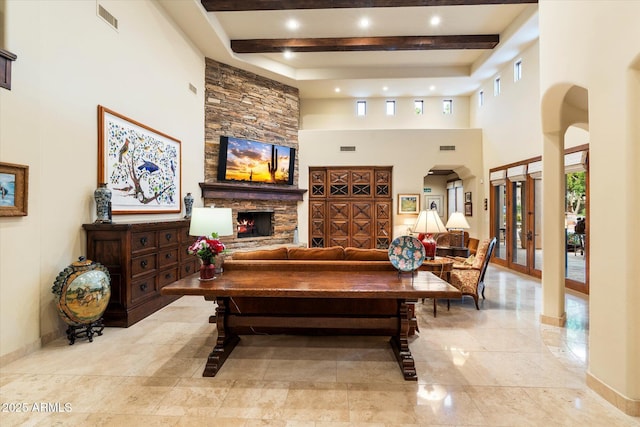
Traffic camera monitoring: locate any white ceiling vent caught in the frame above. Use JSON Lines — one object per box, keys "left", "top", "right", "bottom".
{"left": 340, "top": 146, "right": 356, "bottom": 152}
{"left": 439, "top": 145, "right": 456, "bottom": 151}
{"left": 97, "top": 3, "right": 118, "bottom": 31}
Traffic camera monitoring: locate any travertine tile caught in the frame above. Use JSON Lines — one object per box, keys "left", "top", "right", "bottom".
{"left": 1, "top": 267, "right": 639, "bottom": 426}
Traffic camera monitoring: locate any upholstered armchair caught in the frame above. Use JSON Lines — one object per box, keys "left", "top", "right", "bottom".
{"left": 448, "top": 237, "right": 497, "bottom": 309}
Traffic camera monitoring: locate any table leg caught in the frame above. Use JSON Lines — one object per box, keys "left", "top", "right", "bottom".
{"left": 390, "top": 299, "right": 417, "bottom": 381}
{"left": 202, "top": 297, "right": 240, "bottom": 377}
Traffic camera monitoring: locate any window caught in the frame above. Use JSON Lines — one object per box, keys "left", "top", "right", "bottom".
{"left": 479, "top": 90, "right": 484, "bottom": 106}
{"left": 386, "top": 100, "right": 396, "bottom": 116}
{"left": 494, "top": 77, "right": 501, "bottom": 96}
{"left": 514, "top": 59, "right": 522, "bottom": 82}
{"left": 414, "top": 100, "right": 424, "bottom": 115}
{"left": 442, "top": 99, "right": 453, "bottom": 115}
{"left": 356, "top": 100, "right": 366, "bottom": 116}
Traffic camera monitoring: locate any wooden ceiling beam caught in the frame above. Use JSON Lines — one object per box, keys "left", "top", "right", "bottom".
{"left": 231, "top": 35, "right": 499, "bottom": 53}
{"left": 202, "top": 0, "right": 537, "bottom": 12}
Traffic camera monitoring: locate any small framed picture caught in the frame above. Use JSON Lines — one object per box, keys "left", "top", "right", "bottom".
{"left": 0, "top": 162, "right": 29, "bottom": 217}
{"left": 465, "top": 202, "right": 473, "bottom": 216}
{"left": 465, "top": 191, "right": 472, "bottom": 203}
{"left": 425, "top": 195, "right": 444, "bottom": 217}
{"left": 398, "top": 194, "right": 420, "bottom": 214}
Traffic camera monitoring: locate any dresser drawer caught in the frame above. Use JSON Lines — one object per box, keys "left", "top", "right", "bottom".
{"left": 131, "top": 254, "right": 157, "bottom": 277}
{"left": 131, "top": 276, "right": 157, "bottom": 305}
{"left": 158, "top": 267, "right": 179, "bottom": 288}
{"left": 132, "top": 231, "right": 157, "bottom": 253}
{"left": 180, "top": 259, "right": 198, "bottom": 278}
{"left": 159, "top": 229, "right": 179, "bottom": 248}
{"left": 158, "top": 248, "right": 179, "bottom": 268}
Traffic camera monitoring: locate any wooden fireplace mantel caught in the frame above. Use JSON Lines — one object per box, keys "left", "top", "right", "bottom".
{"left": 199, "top": 182, "right": 307, "bottom": 201}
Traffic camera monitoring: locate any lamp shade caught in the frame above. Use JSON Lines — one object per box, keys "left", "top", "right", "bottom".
{"left": 413, "top": 209, "right": 447, "bottom": 234}
{"left": 189, "top": 207, "right": 234, "bottom": 237}
{"left": 445, "top": 212, "right": 470, "bottom": 229}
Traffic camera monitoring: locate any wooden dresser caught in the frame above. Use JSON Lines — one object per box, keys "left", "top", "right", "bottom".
{"left": 83, "top": 220, "right": 196, "bottom": 327}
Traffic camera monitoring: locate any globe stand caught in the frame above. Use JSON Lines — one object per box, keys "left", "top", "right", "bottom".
{"left": 65, "top": 318, "right": 105, "bottom": 345}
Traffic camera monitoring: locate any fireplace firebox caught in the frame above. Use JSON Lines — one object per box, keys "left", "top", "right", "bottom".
{"left": 237, "top": 211, "right": 273, "bottom": 238}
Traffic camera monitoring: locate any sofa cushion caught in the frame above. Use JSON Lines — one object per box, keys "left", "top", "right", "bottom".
{"left": 232, "top": 247, "right": 288, "bottom": 260}
{"left": 344, "top": 247, "right": 390, "bottom": 261}
{"left": 287, "top": 246, "right": 345, "bottom": 260}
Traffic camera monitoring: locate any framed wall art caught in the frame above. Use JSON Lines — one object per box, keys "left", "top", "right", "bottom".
{"left": 0, "top": 162, "right": 28, "bottom": 216}
{"left": 425, "top": 195, "right": 444, "bottom": 217}
{"left": 98, "top": 105, "right": 181, "bottom": 214}
{"left": 465, "top": 191, "right": 472, "bottom": 203}
{"left": 465, "top": 202, "right": 473, "bottom": 216}
{"left": 398, "top": 194, "right": 420, "bottom": 214}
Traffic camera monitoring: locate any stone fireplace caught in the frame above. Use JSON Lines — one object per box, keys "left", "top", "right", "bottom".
{"left": 237, "top": 210, "right": 273, "bottom": 238}
{"left": 202, "top": 59, "right": 304, "bottom": 251}
{"left": 200, "top": 182, "right": 306, "bottom": 250}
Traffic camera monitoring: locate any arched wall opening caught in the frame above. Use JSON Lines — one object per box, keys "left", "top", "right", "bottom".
{"left": 539, "top": 83, "right": 589, "bottom": 327}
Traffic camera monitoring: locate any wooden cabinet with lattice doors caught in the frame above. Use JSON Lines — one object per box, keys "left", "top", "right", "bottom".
{"left": 309, "top": 166, "right": 392, "bottom": 249}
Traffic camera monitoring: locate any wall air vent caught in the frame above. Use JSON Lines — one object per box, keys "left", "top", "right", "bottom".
{"left": 340, "top": 146, "right": 356, "bottom": 152}
{"left": 97, "top": 3, "right": 118, "bottom": 31}
{"left": 439, "top": 145, "right": 456, "bottom": 151}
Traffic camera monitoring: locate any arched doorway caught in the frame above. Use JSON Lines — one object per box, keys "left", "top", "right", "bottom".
{"left": 539, "top": 84, "right": 589, "bottom": 325}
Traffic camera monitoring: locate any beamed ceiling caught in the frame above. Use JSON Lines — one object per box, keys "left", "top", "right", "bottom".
{"left": 157, "top": 0, "right": 540, "bottom": 98}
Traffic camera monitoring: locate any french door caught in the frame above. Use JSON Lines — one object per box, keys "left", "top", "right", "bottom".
{"left": 490, "top": 172, "right": 541, "bottom": 277}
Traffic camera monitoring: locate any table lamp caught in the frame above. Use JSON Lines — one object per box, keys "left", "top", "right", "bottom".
{"left": 413, "top": 209, "right": 447, "bottom": 260}
{"left": 189, "top": 207, "right": 234, "bottom": 238}
{"left": 445, "top": 211, "right": 470, "bottom": 248}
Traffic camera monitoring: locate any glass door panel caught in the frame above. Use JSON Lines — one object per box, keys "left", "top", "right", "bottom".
{"left": 493, "top": 184, "right": 507, "bottom": 261}
{"left": 565, "top": 171, "right": 587, "bottom": 285}
{"left": 511, "top": 181, "right": 527, "bottom": 266}
{"left": 533, "top": 178, "right": 543, "bottom": 272}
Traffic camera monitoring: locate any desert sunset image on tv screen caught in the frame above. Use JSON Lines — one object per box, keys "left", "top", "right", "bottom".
{"left": 224, "top": 137, "right": 292, "bottom": 184}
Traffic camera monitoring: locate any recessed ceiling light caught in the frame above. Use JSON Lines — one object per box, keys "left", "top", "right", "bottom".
{"left": 283, "top": 50, "right": 294, "bottom": 59}
{"left": 430, "top": 16, "right": 441, "bottom": 26}
{"left": 334, "top": 87, "right": 341, "bottom": 93}
{"left": 429, "top": 85, "right": 436, "bottom": 91}
{"left": 286, "top": 19, "right": 299, "bottom": 30}
{"left": 359, "top": 17, "right": 370, "bottom": 29}
{"left": 383, "top": 86, "right": 388, "bottom": 91}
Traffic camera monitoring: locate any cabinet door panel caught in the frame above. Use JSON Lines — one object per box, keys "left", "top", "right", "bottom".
{"left": 310, "top": 167, "right": 392, "bottom": 249}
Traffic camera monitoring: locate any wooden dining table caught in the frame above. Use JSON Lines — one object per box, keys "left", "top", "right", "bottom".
{"left": 161, "top": 266, "right": 461, "bottom": 381}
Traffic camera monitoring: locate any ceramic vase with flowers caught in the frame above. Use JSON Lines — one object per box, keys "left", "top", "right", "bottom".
{"left": 187, "top": 233, "right": 226, "bottom": 281}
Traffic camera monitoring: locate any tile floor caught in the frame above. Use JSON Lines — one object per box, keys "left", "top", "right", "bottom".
{"left": 1, "top": 266, "right": 638, "bottom": 426}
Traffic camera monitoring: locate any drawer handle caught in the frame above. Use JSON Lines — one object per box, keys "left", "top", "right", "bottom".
{"left": 140, "top": 259, "right": 148, "bottom": 268}
{"left": 140, "top": 283, "right": 148, "bottom": 291}
{"left": 165, "top": 273, "right": 172, "bottom": 279}
{"left": 165, "top": 233, "right": 173, "bottom": 241}
{"left": 140, "top": 236, "right": 148, "bottom": 246}
{"left": 165, "top": 253, "right": 173, "bottom": 259}
{"left": 185, "top": 265, "right": 192, "bottom": 273}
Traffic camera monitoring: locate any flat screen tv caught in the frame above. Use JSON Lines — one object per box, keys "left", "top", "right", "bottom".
{"left": 217, "top": 136, "right": 295, "bottom": 185}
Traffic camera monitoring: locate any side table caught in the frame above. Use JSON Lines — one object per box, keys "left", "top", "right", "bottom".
{"left": 436, "top": 246, "right": 470, "bottom": 258}
{"left": 420, "top": 258, "right": 454, "bottom": 317}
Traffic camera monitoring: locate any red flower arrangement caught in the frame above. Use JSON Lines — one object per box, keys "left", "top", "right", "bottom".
{"left": 187, "top": 233, "right": 226, "bottom": 265}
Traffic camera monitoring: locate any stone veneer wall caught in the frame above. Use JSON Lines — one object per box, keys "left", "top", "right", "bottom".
{"left": 204, "top": 58, "right": 300, "bottom": 250}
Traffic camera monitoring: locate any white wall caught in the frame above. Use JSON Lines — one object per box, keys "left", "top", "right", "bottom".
{"left": 301, "top": 96, "right": 470, "bottom": 130}
{"left": 539, "top": 0, "right": 640, "bottom": 406}
{"left": 297, "top": 129, "right": 483, "bottom": 243}
{"left": 0, "top": 0, "right": 205, "bottom": 360}
{"left": 470, "top": 40, "right": 542, "bottom": 168}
